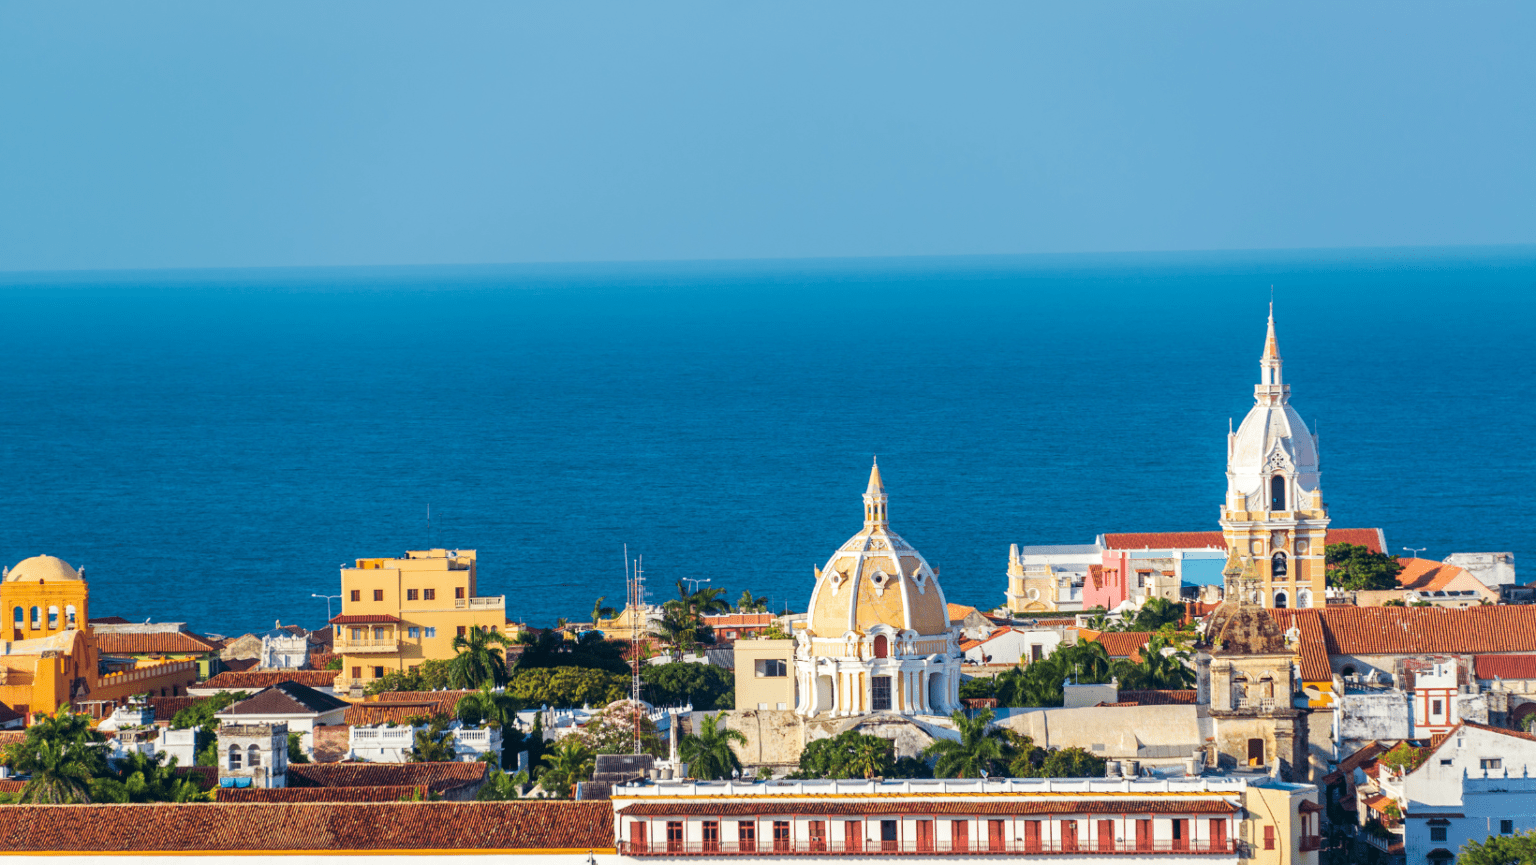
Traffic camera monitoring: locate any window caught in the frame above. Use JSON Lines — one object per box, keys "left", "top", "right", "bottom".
{"left": 457, "top": 626, "right": 467, "bottom": 637}
{"left": 248, "top": 745, "right": 261, "bottom": 768}
{"left": 773, "top": 821, "right": 791, "bottom": 852}
{"left": 873, "top": 635, "right": 888, "bottom": 659}
{"left": 47, "top": 606, "right": 58, "bottom": 629}
{"left": 408, "top": 627, "right": 420, "bottom": 638}
{"left": 1031, "top": 644, "right": 1043, "bottom": 662}
{"left": 65, "top": 605, "right": 76, "bottom": 627}
{"left": 228, "top": 744, "right": 242, "bottom": 770}
{"left": 1263, "top": 825, "right": 1275, "bottom": 850}
{"left": 1483, "top": 758, "right": 1503, "bottom": 771}
{"left": 30, "top": 606, "right": 40, "bottom": 629}
{"left": 424, "top": 588, "right": 435, "bottom": 601}
{"left": 373, "top": 589, "right": 384, "bottom": 601}
{"left": 424, "top": 627, "right": 436, "bottom": 638}
{"left": 1433, "top": 699, "right": 1443, "bottom": 716}
{"left": 1271, "top": 474, "right": 1286, "bottom": 510}
{"left": 351, "top": 666, "right": 362, "bottom": 678}
{"left": 350, "top": 590, "right": 360, "bottom": 602}
{"left": 1502, "top": 820, "right": 1515, "bottom": 835}
{"left": 1430, "top": 828, "right": 1448, "bottom": 842}
{"left": 702, "top": 821, "right": 720, "bottom": 853}
{"left": 881, "top": 820, "right": 899, "bottom": 852}
{"left": 455, "top": 587, "right": 465, "bottom": 599}
{"left": 351, "top": 628, "right": 363, "bottom": 640}
{"left": 757, "top": 659, "right": 787, "bottom": 678}
{"left": 407, "top": 589, "right": 418, "bottom": 601}
{"left": 373, "top": 627, "right": 388, "bottom": 641}
{"left": 372, "top": 666, "right": 384, "bottom": 678}
{"left": 738, "top": 821, "right": 756, "bottom": 853}
{"left": 1440, "top": 759, "right": 1453, "bottom": 766}
{"left": 666, "top": 821, "right": 683, "bottom": 853}
{"left": 872, "top": 676, "right": 891, "bottom": 711}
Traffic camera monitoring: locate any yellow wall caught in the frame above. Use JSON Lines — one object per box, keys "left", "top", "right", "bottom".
{"left": 2, "top": 579, "right": 89, "bottom": 642}
{"left": 335, "top": 550, "right": 515, "bottom": 687}
{"left": 733, "top": 639, "right": 795, "bottom": 711}
{"left": 1245, "top": 783, "right": 1321, "bottom": 865}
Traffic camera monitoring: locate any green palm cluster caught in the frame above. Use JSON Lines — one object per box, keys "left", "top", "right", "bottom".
{"left": 920, "top": 709, "right": 1106, "bottom": 779}
{"left": 677, "top": 714, "right": 747, "bottom": 780}
{"left": 538, "top": 738, "right": 596, "bottom": 798}
{"left": 2, "top": 704, "right": 212, "bottom": 804}
{"left": 447, "top": 626, "right": 512, "bottom": 688}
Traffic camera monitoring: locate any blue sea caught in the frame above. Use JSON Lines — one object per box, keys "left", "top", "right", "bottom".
{"left": 1, "top": 248, "right": 1533, "bottom": 638}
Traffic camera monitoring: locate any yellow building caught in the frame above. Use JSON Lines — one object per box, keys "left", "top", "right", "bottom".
{"left": 333, "top": 549, "right": 513, "bottom": 690}
{"left": 1, "top": 555, "right": 197, "bottom": 720}
{"left": 1220, "top": 306, "right": 1329, "bottom": 610}
{"left": 733, "top": 638, "right": 795, "bottom": 711}
{"left": 1244, "top": 779, "right": 1323, "bottom": 865}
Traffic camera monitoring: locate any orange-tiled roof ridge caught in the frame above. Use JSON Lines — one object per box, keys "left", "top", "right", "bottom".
{"left": 0, "top": 802, "right": 615, "bottom": 852}
{"left": 218, "top": 786, "right": 430, "bottom": 803}
{"left": 1459, "top": 720, "right": 1536, "bottom": 743}
{"left": 1115, "top": 689, "right": 1198, "bottom": 706}
{"left": 1395, "top": 558, "right": 1475, "bottom": 591}
{"left": 947, "top": 603, "right": 980, "bottom": 621}
{"left": 96, "top": 631, "right": 221, "bottom": 655}
{"left": 1270, "top": 606, "right": 1536, "bottom": 659}
{"left": 373, "top": 690, "right": 478, "bottom": 703}
{"left": 198, "top": 670, "right": 340, "bottom": 691}
{"left": 344, "top": 701, "right": 455, "bottom": 726}
{"left": 1474, "top": 654, "right": 1536, "bottom": 681}
{"left": 288, "top": 761, "right": 488, "bottom": 792}
{"left": 1077, "top": 630, "right": 1152, "bottom": 662}
{"left": 621, "top": 800, "right": 1238, "bottom": 817}
{"left": 1102, "top": 528, "right": 1385, "bottom": 554}
{"left": 220, "top": 682, "right": 349, "bottom": 717}
{"left": 700, "top": 613, "right": 775, "bottom": 626}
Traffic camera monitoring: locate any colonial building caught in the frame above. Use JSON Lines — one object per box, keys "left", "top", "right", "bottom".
{"left": 332, "top": 549, "right": 513, "bottom": 691}
{"left": 794, "top": 462, "right": 960, "bottom": 718}
{"left": 1220, "top": 307, "right": 1329, "bottom": 611}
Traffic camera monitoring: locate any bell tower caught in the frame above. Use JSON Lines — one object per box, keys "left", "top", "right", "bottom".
{"left": 1219, "top": 305, "right": 1330, "bottom": 609}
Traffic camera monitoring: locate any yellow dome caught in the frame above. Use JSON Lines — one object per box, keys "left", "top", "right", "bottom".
{"left": 805, "top": 462, "right": 951, "bottom": 638}
{"left": 5, "top": 555, "right": 82, "bottom": 583}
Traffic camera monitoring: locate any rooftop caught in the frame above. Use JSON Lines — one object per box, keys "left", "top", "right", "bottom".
{"left": 197, "top": 670, "right": 340, "bottom": 691}
{"left": 1270, "top": 606, "right": 1536, "bottom": 659}
{"left": 96, "top": 631, "right": 221, "bottom": 656}
{"left": 1101, "top": 528, "right": 1384, "bottom": 554}
{"left": 218, "top": 682, "right": 349, "bottom": 718}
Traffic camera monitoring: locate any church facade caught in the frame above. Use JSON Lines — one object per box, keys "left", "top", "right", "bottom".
{"left": 794, "top": 461, "right": 961, "bottom": 718}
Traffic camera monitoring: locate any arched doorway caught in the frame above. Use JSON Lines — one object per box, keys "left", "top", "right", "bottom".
{"left": 1274, "top": 591, "right": 1288, "bottom": 609}
{"left": 873, "top": 635, "right": 888, "bottom": 659}
{"left": 927, "top": 671, "right": 946, "bottom": 713}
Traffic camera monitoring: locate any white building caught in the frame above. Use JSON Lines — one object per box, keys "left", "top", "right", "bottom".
{"left": 794, "top": 462, "right": 960, "bottom": 718}
{"left": 348, "top": 721, "right": 502, "bottom": 763}
{"left": 215, "top": 681, "right": 348, "bottom": 757}
{"left": 960, "top": 626, "right": 1065, "bottom": 667}
{"left": 1442, "top": 553, "right": 1517, "bottom": 587}
{"left": 260, "top": 623, "right": 311, "bottom": 669}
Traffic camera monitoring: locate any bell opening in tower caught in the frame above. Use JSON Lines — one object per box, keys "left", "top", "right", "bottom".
{"left": 1271, "top": 552, "right": 1287, "bottom": 578}
{"left": 1270, "top": 475, "right": 1286, "bottom": 511}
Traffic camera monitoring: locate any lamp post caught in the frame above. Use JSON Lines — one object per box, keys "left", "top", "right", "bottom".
{"left": 312, "top": 593, "right": 341, "bottom": 621}
{"left": 1403, "top": 547, "right": 1427, "bottom": 560}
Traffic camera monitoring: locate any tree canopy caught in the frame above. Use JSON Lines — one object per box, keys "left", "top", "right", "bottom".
{"left": 790, "top": 731, "right": 896, "bottom": 780}
{"left": 508, "top": 666, "right": 629, "bottom": 709}
{"left": 1460, "top": 830, "right": 1536, "bottom": 865}
{"left": 447, "top": 626, "right": 511, "bottom": 688}
{"left": 641, "top": 662, "right": 735, "bottom": 711}
{"left": 575, "top": 700, "right": 665, "bottom": 758}
{"left": 1326, "top": 543, "right": 1404, "bottom": 591}
{"left": 678, "top": 714, "right": 747, "bottom": 780}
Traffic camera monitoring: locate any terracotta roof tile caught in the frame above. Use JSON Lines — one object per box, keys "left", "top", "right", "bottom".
{"left": 618, "top": 799, "right": 1237, "bottom": 817}
{"left": 198, "top": 670, "right": 340, "bottom": 691}
{"left": 373, "top": 690, "right": 478, "bottom": 703}
{"left": 1115, "top": 690, "right": 1198, "bottom": 706}
{"left": 288, "top": 761, "right": 488, "bottom": 792}
{"left": 1102, "top": 529, "right": 1384, "bottom": 553}
{"left": 329, "top": 614, "right": 402, "bottom": 625}
{"left": 700, "top": 614, "right": 775, "bottom": 627}
{"left": 1271, "top": 606, "right": 1536, "bottom": 658}
{"left": 947, "top": 604, "right": 980, "bottom": 622}
{"left": 1266, "top": 610, "right": 1332, "bottom": 682}
{"left": 0, "top": 802, "right": 614, "bottom": 852}
{"left": 1395, "top": 558, "right": 1475, "bottom": 592}
{"left": 147, "top": 696, "right": 205, "bottom": 722}
{"left": 96, "top": 632, "right": 221, "bottom": 655}
{"left": 344, "top": 701, "right": 454, "bottom": 725}
{"left": 218, "top": 786, "right": 428, "bottom": 803}
{"left": 1078, "top": 630, "right": 1152, "bottom": 662}
{"left": 219, "top": 682, "right": 349, "bottom": 717}
{"left": 1475, "top": 654, "right": 1536, "bottom": 681}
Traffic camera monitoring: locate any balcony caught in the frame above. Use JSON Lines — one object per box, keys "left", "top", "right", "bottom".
{"left": 455, "top": 596, "right": 505, "bottom": 611}
{"left": 620, "top": 840, "right": 1238, "bottom": 857}
{"left": 335, "top": 638, "right": 399, "bottom": 654}
{"left": 1299, "top": 835, "right": 1321, "bottom": 852}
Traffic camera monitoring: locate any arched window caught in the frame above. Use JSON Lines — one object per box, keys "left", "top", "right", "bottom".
{"left": 1297, "top": 589, "right": 1312, "bottom": 609}
{"left": 30, "top": 606, "right": 40, "bottom": 629}
{"left": 65, "top": 605, "right": 76, "bottom": 628}
{"left": 1271, "top": 552, "right": 1287, "bottom": 578}
{"left": 228, "top": 745, "right": 243, "bottom": 770}
{"left": 248, "top": 745, "right": 261, "bottom": 768}
{"left": 873, "top": 635, "right": 888, "bottom": 659}
{"left": 1274, "top": 591, "right": 1289, "bottom": 609}
{"left": 1270, "top": 475, "right": 1287, "bottom": 511}
{"left": 47, "top": 606, "right": 59, "bottom": 630}
{"left": 12, "top": 606, "right": 21, "bottom": 627}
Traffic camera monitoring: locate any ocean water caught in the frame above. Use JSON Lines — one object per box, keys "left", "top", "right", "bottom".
{"left": 1, "top": 247, "right": 1532, "bottom": 638}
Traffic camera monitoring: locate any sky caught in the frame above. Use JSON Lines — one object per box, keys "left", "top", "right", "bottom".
{"left": 1, "top": 2, "right": 1534, "bottom": 272}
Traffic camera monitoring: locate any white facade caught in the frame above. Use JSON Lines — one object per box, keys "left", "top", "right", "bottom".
{"left": 1443, "top": 553, "right": 1517, "bottom": 587}
{"left": 962, "top": 626, "right": 1064, "bottom": 667}
{"left": 216, "top": 705, "right": 345, "bottom": 757}
{"left": 349, "top": 721, "right": 502, "bottom": 763}
{"left": 261, "top": 626, "right": 310, "bottom": 669}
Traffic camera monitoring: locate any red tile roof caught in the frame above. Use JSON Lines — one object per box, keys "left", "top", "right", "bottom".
{"left": 288, "top": 761, "right": 488, "bottom": 793}
{"left": 619, "top": 799, "right": 1237, "bottom": 817}
{"left": 1461, "top": 720, "right": 1536, "bottom": 744}
{"left": 329, "top": 614, "right": 402, "bottom": 625}
{"left": 148, "top": 696, "right": 205, "bottom": 722}
{"left": 700, "top": 613, "right": 776, "bottom": 627}
{"left": 1268, "top": 610, "right": 1332, "bottom": 682}
{"left": 1102, "top": 528, "right": 1384, "bottom": 553}
{"left": 1475, "top": 654, "right": 1536, "bottom": 681}
{"left": 1077, "top": 630, "right": 1152, "bottom": 662}
{"left": 1395, "top": 558, "right": 1480, "bottom": 592}
{"left": 218, "top": 786, "right": 429, "bottom": 803}
{"left": 1270, "top": 606, "right": 1536, "bottom": 659}
{"left": 219, "top": 682, "right": 349, "bottom": 717}
{"left": 0, "top": 802, "right": 615, "bottom": 852}
{"left": 1115, "top": 690, "right": 1198, "bottom": 706}
{"left": 96, "top": 631, "right": 221, "bottom": 655}
{"left": 373, "top": 690, "right": 478, "bottom": 703}
{"left": 198, "top": 670, "right": 340, "bottom": 691}
{"left": 344, "top": 701, "right": 454, "bottom": 725}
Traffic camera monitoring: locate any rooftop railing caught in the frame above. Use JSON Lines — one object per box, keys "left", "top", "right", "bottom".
{"left": 620, "top": 839, "right": 1238, "bottom": 857}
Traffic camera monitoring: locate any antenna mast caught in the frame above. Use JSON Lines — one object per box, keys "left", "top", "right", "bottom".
{"left": 626, "top": 548, "right": 646, "bottom": 755}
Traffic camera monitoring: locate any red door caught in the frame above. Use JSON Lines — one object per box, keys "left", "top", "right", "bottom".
{"left": 1063, "top": 820, "right": 1079, "bottom": 853}
{"left": 1098, "top": 819, "right": 1115, "bottom": 853}
{"left": 738, "top": 821, "right": 756, "bottom": 854}
{"left": 629, "top": 822, "right": 647, "bottom": 853}
{"left": 1025, "top": 820, "right": 1042, "bottom": 853}
{"left": 1172, "top": 819, "right": 1188, "bottom": 852}
{"left": 916, "top": 820, "right": 935, "bottom": 852}
{"left": 809, "top": 821, "right": 827, "bottom": 852}
{"left": 1211, "top": 819, "right": 1227, "bottom": 852}
{"left": 989, "top": 820, "right": 1006, "bottom": 853}
{"left": 1136, "top": 819, "right": 1152, "bottom": 852}
{"left": 952, "top": 820, "right": 969, "bottom": 853}
{"left": 845, "top": 821, "right": 863, "bottom": 853}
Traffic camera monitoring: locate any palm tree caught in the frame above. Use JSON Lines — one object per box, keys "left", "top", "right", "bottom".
{"left": 847, "top": 736, "right": 893, "bottom": 780}
{"left": 736, "top": 590, "right": 769, "bottom": 613}
{"left": 476, "top": 768, "right": 531, "bottom": 800}
{"left": 592, "top": 596, "right": 618, "bottom": 624}
{"left": 652, "top": 600, "right": 701, "bottom": 656}
{"left": 455, "top": 686, "right": 524, "bottom": 729}
{"left": 448, "top": 626, "right": 512, "bottom": 688}
{"left": 539, "top": 738, "right": 595, "bottom": 798}
{"left": 924, "top": 709, "right": 1004, "bottom": 778}
{"left": 678, "top": 714, "right": 747, "bottom": 780}
{"left": 410, "top": 717, "right": 457, "bottom": 762}
{"left": 94, "top": 750, "right": 210, "bottom": 803}
{"left": 7, "top": 704, "right": 107, "bottom": 804}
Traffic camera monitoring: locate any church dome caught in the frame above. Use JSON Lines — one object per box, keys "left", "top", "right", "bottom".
{"left": 5, "top": 555, "right": 83, "bottom": 583}
{"left": 1225, "top": 305, "right": 1322, "bottom": 512}
{"left": 805, "top": 462, "right": 951, "bottom": 638}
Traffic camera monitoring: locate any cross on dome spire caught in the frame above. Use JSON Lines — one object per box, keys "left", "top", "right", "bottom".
{"left": 863, "top": 457, "right": 888, "bottom": 527}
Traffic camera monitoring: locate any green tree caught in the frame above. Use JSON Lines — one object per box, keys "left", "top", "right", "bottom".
{"left": 1033, "top": 747, "right": 1106, "bottom": 778}
{"left": 1326, "top": 543, "right": 1404, "bottom": 591}
{"left": 790, "top": 731, "right": 895, "bottom": 780}
{"left": 514, "top": 629, "right": 631, "bottom": 675}
{"left": 476, "top": 769, "right": 532, "bottom": 800}
{"left": 677, "top": 581, "right": 731, "bottom": 616}
{"left": 324, "top": 656, "right": 343, "bottom": 670}
{"left": 1113, "top": 632, "right": 1196, "bottom": 691}
{"left": 736, "top": 591, "right": 769, "bottom": 613}
{"left": 539, "top": 738, "right": 596, "bottom": 798}
{"left": 576, "top": 700, "right": 665, "bottom": 757}
{"left": 641, "top": 662, "right": 735, "bottom": 711}
{"left": 892, "top": 755, "right": 934, "bottom": 779}
{"left": 287, "top": 732, "right": 310, "bottom": 764}
{"left": 924, "top": 709, "right": 1004, "bottom": 778}
{"left": 989, "top": 641, "right": 1115, "bottom": 708}
{"left": 364, "top": 659, "right": 452, "bottom": 694}
{"left": 455, "top": 686, "right": 524, "bottom": 728}
{"left": 448, "top": 626, "right": 512, "bottom": 689}
{"left": 409, "top": 716, "right": 457, "bottom": 762}
{"left": 653, "top": 600, "right": 704, "bottom": 655}
{"left": 591, "top": 596, "right": 618, "bottom": 624}
{"left": 1122, "top": 597, "right": 1187, "bottom": 632}
{"left": 678, "top": 714, "right": 746, "bottom": 780}
{"left": 1460, "top": 830, "right": 1536, "bottom": 865}
{"left": 509, "top": 666, "right": 629, "bottom": 709}
{"left": 1379, "top": 742, "right": 1427, "bottom": 775}
{"left": 93, "top": 750, "right": 211, "bottom": 803}
{"left": 2, "top": 705, "right": 106, "bottom": 804}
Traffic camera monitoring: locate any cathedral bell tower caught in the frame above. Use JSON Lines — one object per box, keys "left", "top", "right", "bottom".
{"left": 1219, "top": 305, "right": 1329, "bottom": 609}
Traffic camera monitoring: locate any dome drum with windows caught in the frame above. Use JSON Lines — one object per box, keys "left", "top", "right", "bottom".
{"left": 794, "top": 461, "right": 961, "bottom": 718}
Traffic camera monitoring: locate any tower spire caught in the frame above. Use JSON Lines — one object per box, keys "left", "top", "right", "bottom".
{"left": 1259, "top": 302, "right": 1284, "bottom": 391}
{"left": 863, "top": 457, "right": 888, "bottom": 528}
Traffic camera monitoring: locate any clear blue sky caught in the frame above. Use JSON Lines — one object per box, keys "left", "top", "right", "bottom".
{"left": 2, "top": 2, "right": 1533, "bottom": 271}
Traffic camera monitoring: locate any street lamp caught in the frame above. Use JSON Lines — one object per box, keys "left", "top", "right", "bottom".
{"left": 1403, "top": 547, "right": 1427, "bottom": 560}
{"left": 312, "top": 593, "right": 342, "bottom": 621}
{"left": 682, "top": 578, "right": 712, "bottom": 593}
